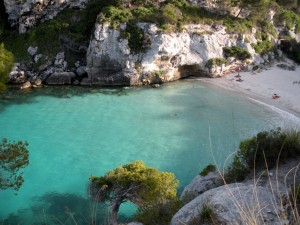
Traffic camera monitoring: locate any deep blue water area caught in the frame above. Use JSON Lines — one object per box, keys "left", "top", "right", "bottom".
{"left": 0, "top": 80, "right": 298, "bottom": 224}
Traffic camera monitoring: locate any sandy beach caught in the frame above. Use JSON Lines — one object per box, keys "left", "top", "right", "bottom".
{"left": 200, "top": 63, "right": 300, "bottom": 121}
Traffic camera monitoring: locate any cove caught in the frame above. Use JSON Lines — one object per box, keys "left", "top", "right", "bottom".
{"left": 0, "top": 80, "right": 298, "bottom": 224}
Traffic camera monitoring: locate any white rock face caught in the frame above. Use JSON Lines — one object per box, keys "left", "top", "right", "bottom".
{"left": 171, "top": 183, "right": 285, "bottom": 225}
{"left": 3, "top": 0, "right": 89, "bottom": 33}
{"left": 86, "top": 22, "right": 260, "bottom": 85}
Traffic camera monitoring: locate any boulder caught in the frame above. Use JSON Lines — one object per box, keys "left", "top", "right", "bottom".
{"left": 20, "top": 81, "right": 31, "bottom": 89}
{"left": 180, "top": 172, "right": 223, "bottom": 203}
{"left": 46, "top": 72, "right": 75, "bottom": 85}
{"left": 76, "top": 66, "right": 87, "bottom": 77}
{"left": 27, "top": 46, "right": 38, "bottom": 56}
{"left": 171, "top": 184, "right": 284, "bottom": 225}
{"left": 33, "top": 78, "right": 42, "bottom": 86}
{"left": 8, "top": 70, "right": 27, "bottom": 84}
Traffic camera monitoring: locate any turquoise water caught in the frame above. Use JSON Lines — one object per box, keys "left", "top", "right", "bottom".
{"left": 0, "top": 80, "right": 298, "bottom": 224}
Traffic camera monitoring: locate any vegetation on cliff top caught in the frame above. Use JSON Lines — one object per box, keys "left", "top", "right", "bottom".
{"left": 0, "top": 0, "right": 299, "bottom": 62}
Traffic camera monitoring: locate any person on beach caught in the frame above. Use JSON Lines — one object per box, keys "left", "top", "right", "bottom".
{"left": 272, "top": 93, "right": 280, "bottom": 99}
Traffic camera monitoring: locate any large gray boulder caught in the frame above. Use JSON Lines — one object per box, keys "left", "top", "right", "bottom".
{"left": 180, "top": 172, "right": 223, "bottom": 203}
{"left": 171, "top": 183, "right": 285, "bottom": 225}
{"left": 46, "top": 72, "right": 75, "bottom": 85}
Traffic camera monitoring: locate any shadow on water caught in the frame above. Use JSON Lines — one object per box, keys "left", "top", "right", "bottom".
{"left": 0, "top": 85, "right": 139, "bottom": 112}
{"left": 2, "top": 192, "right": 133, "bottom": 225}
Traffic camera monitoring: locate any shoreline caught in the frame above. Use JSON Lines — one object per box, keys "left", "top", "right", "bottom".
{"left": 196, "top": 64, "right": 300, "bottom": 122}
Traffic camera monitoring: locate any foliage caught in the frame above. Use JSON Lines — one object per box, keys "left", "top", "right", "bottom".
{"left": 274, "top": 8, "right": 300, "bottom": 33}
{"left": 161, "top": 4, "right": 183, "bottom": 26}
{"left": 252, "top": 40, "right": 273, "bottom": 54}
{"left": 205, "top": 58, "right": 227, "bottom": 68}
{"left": 0, "top": 43, "right": 14, "bottom": 92}
{"left": 0, "top": 138, "right": 29, "bottom": 191}
{"left": 223, "top": 46, "right": 251, "bottom": 61}
{"left": 100, "top": 6, "right": 132, "bottom": 29}
{"left": 200, "top": 204, "right": 214, "bottom": 222}
{"left": 135, "top": 198, "right": 182, "bottom": 225}
{"left": 89, "top": 160, "right": 179, "bottom": 224}
{"left": 226, "top": 128, "right": 300, "bottom": 182}
{"left": 199, "top": 164, "right": 217, "bottom": 176}
{"left": 120, "top": 22, "right": 145, "bottom": 53}
{"left": 189, "top": 204, "right": 214, "bottom": 224}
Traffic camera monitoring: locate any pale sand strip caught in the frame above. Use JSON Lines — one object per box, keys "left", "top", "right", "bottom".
{"left": 199, "top": 64, "right": 300, "bottom": 120}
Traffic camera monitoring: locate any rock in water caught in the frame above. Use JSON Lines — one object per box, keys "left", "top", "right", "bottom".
{"left": 46, "top": 72, "right": 76, "bottom": 85}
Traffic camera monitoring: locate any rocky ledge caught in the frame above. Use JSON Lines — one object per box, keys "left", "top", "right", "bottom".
{"left": 171, "top": 158, "right": 300, "bottom": 225}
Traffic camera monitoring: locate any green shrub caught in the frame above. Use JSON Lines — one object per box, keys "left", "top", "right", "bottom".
{"left": 205, "top": 58, "right": 227, "bottom": 68}
{"left": 226, "top": 128, "right": 300, "bottom": 182}
{"left": 0, "top": 43, "right": 14, "bottom": 92}
{"left": 199, "top": 164, "right": 216, "bottom": 176}
{"left": 200, "top": 204, "right": 214, "bottom": 222}
{"left": 161, "top": 4, "right": 182, "bottom": 26}
{"left": 223, "top": 46, "right": 251, "bottom": 61}
{"left": 100, "top": 6, "right": 132, "bottom": 29}
{"left": 189, "top": 204, "right": 214, "bottom": 224}
{"left": 135, "top": 199, "right": 182, "bottom": 225}
{"left": 252, "top": 40, "right": 273, "bottom": 55}
{"left": 121, "top": 22, "right": 145, "bottom": 53}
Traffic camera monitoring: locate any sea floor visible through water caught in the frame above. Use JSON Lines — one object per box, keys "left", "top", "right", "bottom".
{"left": 0, "top": 80, "right": 299, "bottom": 224}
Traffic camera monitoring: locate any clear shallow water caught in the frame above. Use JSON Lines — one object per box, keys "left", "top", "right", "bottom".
{"left": 0, "top": 80, "right": 299, "bottom": 224}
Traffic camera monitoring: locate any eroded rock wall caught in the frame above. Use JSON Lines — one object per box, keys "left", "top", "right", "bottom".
{"left": 3, "top": 0, "right": 88, "bottom": 33}
{"left": 86, "top": 22, "right": 261, "bottom": 85}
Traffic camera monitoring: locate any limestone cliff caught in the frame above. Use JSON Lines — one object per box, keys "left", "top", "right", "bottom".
{"left": 86, "top": 22, "right": 262, "bottom": 86}
{"left": 3, "top": 0, "right": 88, "bottom": 33}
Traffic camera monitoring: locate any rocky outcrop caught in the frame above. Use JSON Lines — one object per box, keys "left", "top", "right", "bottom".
{"left": 46, "top": 72, "right": 75, "bottom": 85}
{"left": 180, "top": 172, "right": 223, "bottom": 203}
{"left": 171, "top": 183, "right": 286, "bottom": 225}
{"left": 3, "top": 0, "right": 89, "bottom": 33}
{"left": 86, "top": 22, "right": 264, "bottom": 86}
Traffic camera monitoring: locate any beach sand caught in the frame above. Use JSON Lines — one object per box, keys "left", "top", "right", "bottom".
{"left": 200, "top": 63, "right": 300, "bottom": 120}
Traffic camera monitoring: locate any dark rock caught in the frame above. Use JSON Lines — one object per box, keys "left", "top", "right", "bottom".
{"left": 76, "top": 66, "right": 87, "bottom": 77}
{"left": 46, "top": 72, "right": 75, "bottom": 85}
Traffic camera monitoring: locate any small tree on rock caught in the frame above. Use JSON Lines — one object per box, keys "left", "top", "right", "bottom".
{"left": 0, "top": 138, "right": 29, "bottom": 191}
{"left": 88, "top": 160, "right": 179, "bottom": 225}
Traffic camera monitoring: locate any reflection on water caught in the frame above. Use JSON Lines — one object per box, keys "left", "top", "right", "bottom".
{"left": 0, "top": 85, "right": 132, "bottom": 112}
{"left": 3, "top": 192, "right": 133, "bottom": 225}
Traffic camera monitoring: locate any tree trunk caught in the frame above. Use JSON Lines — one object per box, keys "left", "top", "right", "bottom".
{"left": 235, "top": 6, "right": 244, "bottom": 18}
{"left": 110, "top": 201, "right": 121, "bottom": 225}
